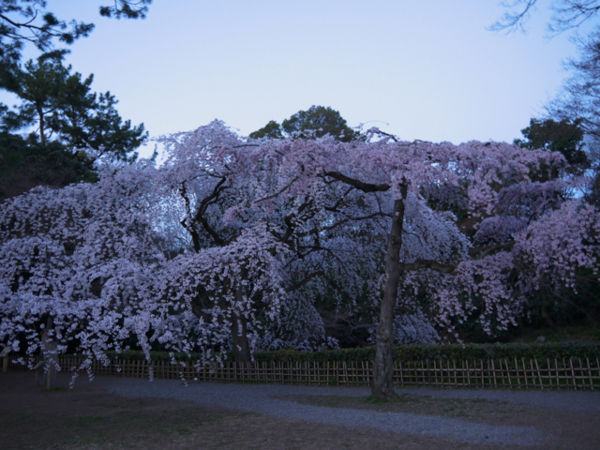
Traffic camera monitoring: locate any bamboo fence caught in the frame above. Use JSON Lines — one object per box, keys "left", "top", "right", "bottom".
{"left": 7, "top": 355, "right": 600, "bottom": 390}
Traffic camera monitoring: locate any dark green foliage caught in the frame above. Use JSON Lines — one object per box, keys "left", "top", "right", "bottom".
{"left": 99, "top": 1, "right": 152, "bottom": 19}
{"left": 254, "top": 342, "right": 600, "bottom": 362}
{"left": 1, "top": 50, "right": 147, "bottom": 161}
{"left": 0, "top": 1, "right": 150, "bottom": 55}
{"left": 0, "top": 3, "right": 151, "bottom": 198}
{"left": 250, "top": 106, "right": 362, "bottom": 142}
{"left": 0, "top": 0, "right": 94, "bottom": 54}
{"left": 0, "top": 2, "right": 151, "bottom": 198}
{"left": 249, "top": 120, "right": 284, "bottom": 139}
{"left": 62, "top": 343, "right": 600, "bottom": 364}
{"left": 515, "top": 118, "right": 589, "bottom": 177}
{"left": 311, "top": 281, "right": 379, "bottom": 348}
{"left": 0, "top": 1, "right": 152, "bottom": 138}
{"left": 282, "top": 105, "right": 361, "bottom": 142}
{"left": 95, "top": 350, "right": 205, "bottom": 362}
{"left": 521, "top": 269, "right": 600, "bottom": 330}
{"left": 0, "top": 132, "right": 97, "bottom": 201}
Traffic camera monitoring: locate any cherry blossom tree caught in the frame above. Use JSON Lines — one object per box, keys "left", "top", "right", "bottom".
{"left": 2, "top": 119, "right": 598, "bottom": 400}
{"left": 241, "top": 129, "right": 578, "bottom": 399}
{"left": 0, "top": 157, "right": 169, "bottom": 382}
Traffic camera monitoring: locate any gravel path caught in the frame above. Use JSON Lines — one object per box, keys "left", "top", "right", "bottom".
{"left": 93, "top": 378, "right": 600, "bottom": 447}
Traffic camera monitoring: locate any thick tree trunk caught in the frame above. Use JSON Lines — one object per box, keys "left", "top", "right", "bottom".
{"left": 372, "top": 184, "right": 408, "bottom": 400}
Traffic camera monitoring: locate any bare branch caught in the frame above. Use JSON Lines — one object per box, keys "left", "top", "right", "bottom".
{"left": 489, "top": 0, "right": 537, "bottom": 33}
{"left": 491, "top": 0, "right": 600, "bottom": 35}
{"left": 324, "top": 171, "right": 390, "bottom": 193}
{"left": 254, "top": 175, "right": 301, "bottom": 204}
{"left": 193, "top": 177, "right": 228, "bottom": 247}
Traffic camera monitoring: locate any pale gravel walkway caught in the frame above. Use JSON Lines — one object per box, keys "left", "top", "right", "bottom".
{"left": 92, "top": 377, "right": 600, "bottom": 447}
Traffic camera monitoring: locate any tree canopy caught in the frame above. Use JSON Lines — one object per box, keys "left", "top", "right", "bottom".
{"left": 0, "top": 49, "right": 147, "bottom": 200}
{"left": 3, "top": 50, "right": 148, "bottom": 159}
{"left": 515, "top": 118, "right": 589, "bottom": 176}
{"left": 0, "top": 130, "right": 97, "bottom": 201}
{"left": 250, "top": 106, "right": 362, "bottom": 142}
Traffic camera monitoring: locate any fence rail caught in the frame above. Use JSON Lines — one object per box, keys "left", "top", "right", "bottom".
{"left": 7, "top": 356, "right": 600, "bottom": 390}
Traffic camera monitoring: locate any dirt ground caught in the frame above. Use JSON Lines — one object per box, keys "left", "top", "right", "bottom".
{"left": 1, "top": 371, "right": 599, "bottom": 450}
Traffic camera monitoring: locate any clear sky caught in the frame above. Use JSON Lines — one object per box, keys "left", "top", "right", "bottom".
{"left": 4, "top": 1, "right": 597, "bottom": 158}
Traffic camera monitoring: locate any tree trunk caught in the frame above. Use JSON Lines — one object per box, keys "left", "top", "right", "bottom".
{"left": 41, "top": 317, "right": 57, "bottom": 390}
{"left": 372, "top": 184, "right": 408, "bottom": 400}
{"left": 231, "top": 313, "right": 251, "bottom": 363}
{"left": 231, "top": 280, "right": 251, "bottom": 363}
{"left": 37, "top": 105, "right": 46, "bottom": 145}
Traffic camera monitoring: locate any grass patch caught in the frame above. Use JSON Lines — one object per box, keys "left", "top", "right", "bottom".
{"left": 279, "top": 393, "right": 536, "bottom": 422}
{"left": 1, "top": 401, "right": 252, "bottom": 450}
{"left": 38, "top": 386, "right": 69, "bottom": 393}
{"left": 361, "top": 394, "right": 420, "bottom": 405}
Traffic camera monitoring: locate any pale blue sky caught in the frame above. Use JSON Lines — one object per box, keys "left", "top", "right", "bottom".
{"left": 4, "top": 1, "right": 596, "bottom": 158}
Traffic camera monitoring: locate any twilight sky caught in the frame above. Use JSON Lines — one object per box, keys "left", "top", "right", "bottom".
{"left": 5, "top": 1, "right": 598, "bottom": 158}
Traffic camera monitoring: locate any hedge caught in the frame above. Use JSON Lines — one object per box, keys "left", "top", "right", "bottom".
{"left": 253, "top": 343, "right": 600, "bottom": 363}
{"left": 51, "top": 342, "right": 600, "bottom": 364}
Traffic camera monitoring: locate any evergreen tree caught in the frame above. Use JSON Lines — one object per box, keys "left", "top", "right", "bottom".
{"left": 4, "top": 51, "right": 147, "bottom": 160}
{"left": 0, "top": 131, "right": 96, "bottom": 201}
{"left": 0, "top": 1, "right": 152, "bottom": 111}
{"left": 515, "top": 118, "right": 589, "bottom": 176}
{"left": 0, "top": 1, "right": 152, "bottom": 201}
{"left": 250, "top": 106, "right": 361, "bottom": 142}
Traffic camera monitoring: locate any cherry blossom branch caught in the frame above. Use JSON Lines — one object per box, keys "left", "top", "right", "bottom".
{"left": 296, "top": 212, "right": 390, "bottom": 238}
{"left": 254, "top": 175, "right": 301, "bottom": 204}
{"left": 193, "top": 177, "right": 228, "bottom": 247}
{"left": 324, "top": 171, "right": 391, "bottom": 193}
